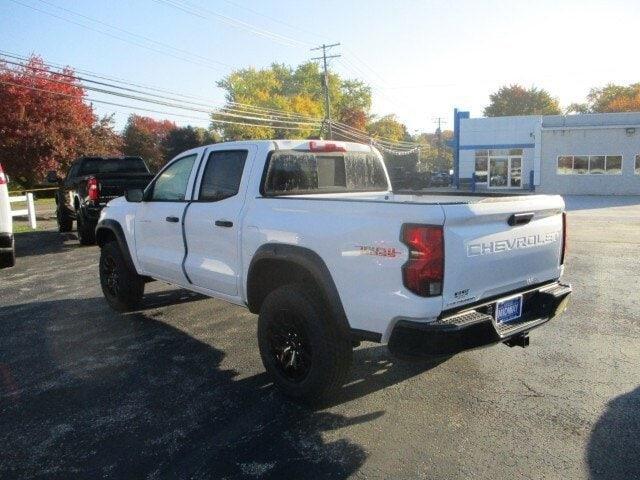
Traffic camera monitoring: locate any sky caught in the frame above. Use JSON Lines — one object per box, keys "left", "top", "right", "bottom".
{"left": 2, "top": 0, "right": 640, "bottom": 134}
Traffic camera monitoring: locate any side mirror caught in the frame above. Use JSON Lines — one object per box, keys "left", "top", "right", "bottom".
{"left": 46, "top": 171, "right": 60, "bottom": 184}
{"left": 125, "top": 188, "right": 144, "bottom": 203}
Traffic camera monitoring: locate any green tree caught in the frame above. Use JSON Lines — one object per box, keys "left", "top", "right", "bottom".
{"left": 414, "top": 131, "right": 453, "bottom": 173}
{"left": 212, "top": 62, "right": 372, "bottom": 140}
{"left": 366, "top": 114, "right": 409, "bottom": 143}
{"left": 162, "top": 126, "right": 220, "bottom": 160}
{"left": 484, "top": 85, "right": 561, "bottom": 117}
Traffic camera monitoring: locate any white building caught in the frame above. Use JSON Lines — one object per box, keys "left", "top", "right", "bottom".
{"left": 451, "top": 110, "right": 640, "bottom": 195}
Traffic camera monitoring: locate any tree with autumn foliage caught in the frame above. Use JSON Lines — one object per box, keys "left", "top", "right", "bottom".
{"left": 122, "top": 115, "right": 176, "bottom": 172}
{"left": 484, "top": 85, "right": 561, "bottom": 117}
{"left": 366, "top": 114, "right": 409, "bottom": 142}
{"left": 0, "top": 56, "right": 122, "bottom": 187}
{"left": 566, "top": 83, "right": 640, "bottom": 114}
{"left": 213, "top": 62, "right": 372, "bottom": 140}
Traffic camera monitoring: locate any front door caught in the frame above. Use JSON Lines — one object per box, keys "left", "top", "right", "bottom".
{"left": 183, "top": 147, "right": 253, "bottom": 296}
{"left": 489, "top": 156, "right": 522, "bottom": 189}
{"left": 134, "top": 153, "right": 198, "bottom": 284}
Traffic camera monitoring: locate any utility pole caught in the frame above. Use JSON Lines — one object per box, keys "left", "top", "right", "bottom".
{"left": 311, "top": 43, "right": 341, "bottom": 140}
{"left": 432, "top": 117, "right": 448, "bottom": 170}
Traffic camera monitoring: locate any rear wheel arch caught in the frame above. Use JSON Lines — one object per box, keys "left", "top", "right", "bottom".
{"left": 246, "top": 244, "right": 350, "bottom": 336}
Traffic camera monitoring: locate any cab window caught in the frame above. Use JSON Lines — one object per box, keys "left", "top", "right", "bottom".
{"left": 148, "top": 154, "right": 197, "bottom": 201}
{"left": 198, "top": 150, "right": 247, "bottom": 201}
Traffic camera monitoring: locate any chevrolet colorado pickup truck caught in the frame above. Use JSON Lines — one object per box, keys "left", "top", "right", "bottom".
{"left": 96, "top": 140, "right": 571, "bottom": 400}
{"left": 47, "top": 156, "right": 153, "bottom": 245}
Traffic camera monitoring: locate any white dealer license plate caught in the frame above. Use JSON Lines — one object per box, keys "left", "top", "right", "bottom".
{"left": 495, "top": 295, "right": 523, "bottom": 324}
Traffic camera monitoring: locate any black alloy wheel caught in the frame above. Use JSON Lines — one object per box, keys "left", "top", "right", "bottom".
{"left": 267, "top": 309, "right": 313, "bottom": 383}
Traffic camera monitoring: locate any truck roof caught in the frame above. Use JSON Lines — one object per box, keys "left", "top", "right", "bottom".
{"left": 195, "top": 139, "right": 375, "bottom": 153}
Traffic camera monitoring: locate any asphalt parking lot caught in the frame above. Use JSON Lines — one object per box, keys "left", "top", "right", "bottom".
{"left": 1, "top": 196, "right": 639, "bottom": 479}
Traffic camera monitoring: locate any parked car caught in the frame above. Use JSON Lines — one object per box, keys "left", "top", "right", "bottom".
{"left": 48, "top": 156, "right": 154, "bottom": 245}
{"left": 0, "top": 162, "right": 15, "bottom": 268}
{"left": 96, "top": 140, "right": 571, "bottom": 401}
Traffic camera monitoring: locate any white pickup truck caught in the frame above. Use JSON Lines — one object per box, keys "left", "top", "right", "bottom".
{"left": 96, "top": 140, "right": 571, "bottom": 400}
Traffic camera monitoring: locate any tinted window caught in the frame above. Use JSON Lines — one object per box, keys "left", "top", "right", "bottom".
{"left": 199, "top": 150, "right": 247, "bottom": 201}
{"left": 263, "top": 151, "right": 387, "bottom": 195}
{"left": 79, "top": 158, "right": 149, "bottom": 175}
{"left": 589, "top": 156, "right": 605, "bottom": 174}
{"left": 605, "top": 155, "right": 622, "bottom": 174}
{"left": 557, "top": 156, "right": 571, "bottom": 175}
{"left": 573, "top": 156, "right": 589, "bottom": 174}
{"left": 150, "top": 154, "right": 197, "bottom": 201}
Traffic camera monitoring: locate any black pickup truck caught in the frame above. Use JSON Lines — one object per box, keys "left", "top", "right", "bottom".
{"left": 48, "top": 156, "right": 153, "bottom": 245}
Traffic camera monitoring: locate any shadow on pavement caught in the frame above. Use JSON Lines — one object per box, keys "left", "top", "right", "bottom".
{"left": 586, "top": 386, "right": 640, "bottom": 479}
{"left": 563, "top": 195, "right": 640, "bottom": 212}
{"left": 0, "top": 294, "right": 441, "bottom": 478}
{"left": 14, "top": 229, "right": 79, "bottom": 258}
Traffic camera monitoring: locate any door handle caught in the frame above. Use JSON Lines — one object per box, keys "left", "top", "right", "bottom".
{"left": 508, "top": 212, "right": 534, "bottom": 226}
{"left": 166, "top": 216, "right": 180, "bottom": 223}
{"left": 215, "top": 220, "right": 233, "bottom": 228}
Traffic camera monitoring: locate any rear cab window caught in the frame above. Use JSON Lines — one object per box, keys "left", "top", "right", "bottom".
{"left": 262, "top": 150, "right": 388, "bottom": 195}
{"left": 78, "top": 157, "right": 149, "bottom": 175}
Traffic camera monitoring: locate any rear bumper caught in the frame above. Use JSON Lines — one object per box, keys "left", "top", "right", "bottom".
{"left": 80, "top": 204, "right": 104, "bottom": 222}
{"left": 388, "top": 281, "right": 572, "bottom": 357}
{"left": 0, "top": 232, "right": 14, "bottom": 252}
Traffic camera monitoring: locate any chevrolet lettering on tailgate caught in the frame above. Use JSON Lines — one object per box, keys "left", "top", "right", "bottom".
{"left": 467, "top": 232, "right": 560, "bottom": 257}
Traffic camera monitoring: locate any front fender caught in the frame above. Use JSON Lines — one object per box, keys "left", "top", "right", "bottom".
{"left": 95, "top": 219, "right": 137, "bottom": 273}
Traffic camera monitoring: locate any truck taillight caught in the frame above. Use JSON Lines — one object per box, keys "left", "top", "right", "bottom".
{"left": 309, "top": 140, "right": 346, "bottom": 152}
{"left": 0, "top": 164, "right": 6, "bottom": 185}
{"left": 87, "top": 177, "right": 100, "bottom": 202}
{"left": 561, "top": 211, "right": 567, "bottom": 265}
{"left": 401, "top": 224, "right": 444, "bottom": 297}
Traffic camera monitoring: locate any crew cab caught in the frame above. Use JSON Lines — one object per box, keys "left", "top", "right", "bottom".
{"left": 48, "top": 156, "right": 153, "bottom": 244}
{"left": 96, "top": 140, "right": 571, "bottom": 401}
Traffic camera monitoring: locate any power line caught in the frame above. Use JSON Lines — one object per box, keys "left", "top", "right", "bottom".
{"left": 8, "top": 0, "right": 231, "bottom": 72}
{"left": 152, "top": 0, "right": 309, "bottom": 48}
{"left": 0, "top": 78, "right": 320, "bottom": 131}
{"left": 0, "top": 76, "right": 420, "bottom": 154}
{"left": 1, "top": 54, "right": 421, "bottom": 149}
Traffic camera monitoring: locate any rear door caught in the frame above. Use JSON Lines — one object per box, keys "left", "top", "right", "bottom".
{"left": 134, "top": 153, "right": 199, "bottom": 284}
{"left": 440, "top": 195, "right": 564, "bottom": 310}
{"left": 183, "top": 146, "right": 254, "bottom": 296}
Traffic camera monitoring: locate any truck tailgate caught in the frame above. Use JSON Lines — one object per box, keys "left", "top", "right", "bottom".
{"left": 95, "top": 173, "right": 153, "bottom": 201}
{"left": 441, "top": 195, "right": 565, "bottom": 310}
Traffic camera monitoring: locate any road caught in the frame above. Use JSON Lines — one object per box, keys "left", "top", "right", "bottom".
{"left": 1, "top": 196, "right": 639, "bottom": 479}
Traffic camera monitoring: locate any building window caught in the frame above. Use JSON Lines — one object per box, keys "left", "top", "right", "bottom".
{"left": 636, "top": 155, "right": 640, "bottom": 175}
{"left": 474, "top": 150, "right": 488, "bottom": 182}
{"left": 589, "top": 156, "right": 605, "bottom": 174}
{"left": 574, "top": 156, "right": 588, "bottom": 174}
{"left": 557, "top": 155, "right": 623, "bottom": 175}
{"left": 474, "top": 149, "right": 522, "bottom": 183}
{"left": 605, "top": 155, "right": 622, "bottom": 174}
{"left": 557, "top": 156, "right": 573, "bottom": 174}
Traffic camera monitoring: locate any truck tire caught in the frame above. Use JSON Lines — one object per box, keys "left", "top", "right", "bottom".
{"left": 0, "top": 243, "right": 15, "bottom": 269}
{"left": 56, "top": 206, "right": 73, "bottom": 232}
{"left": 99, "top": 241, "right": 144, "bottom": 312}
{"left": 257, "top": 284, "right": 353, "bottom": 402}
{"left": 77, "top": 210, "right": 96, "bottom": 245}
